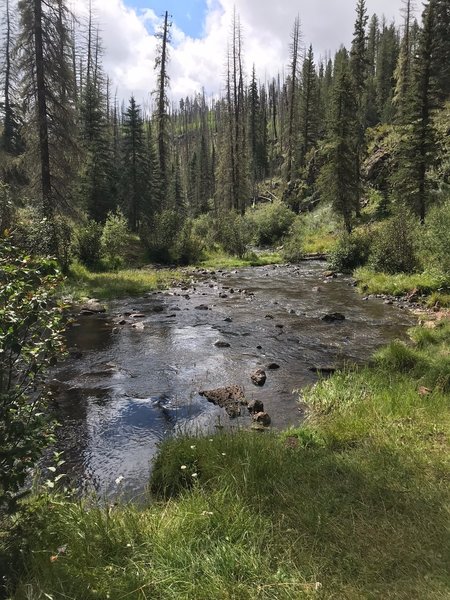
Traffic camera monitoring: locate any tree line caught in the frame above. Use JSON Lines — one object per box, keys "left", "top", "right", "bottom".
{"left": 0, "top": 0, "right": 449, "bottom": 264}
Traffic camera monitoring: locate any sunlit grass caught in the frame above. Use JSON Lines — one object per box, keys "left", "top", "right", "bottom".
{"left": 355, "top": 266, "right": 448, "bottom": 298}
{"left": 198, "top": 250, "right": 282, "bottom": 269}
{"left": 62, "top": 262, "right": 187, "bottom": 300}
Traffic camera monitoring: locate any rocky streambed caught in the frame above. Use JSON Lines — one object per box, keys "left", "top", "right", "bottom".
{"left": 50, "top": 262, "right": 414, "bottom": 499}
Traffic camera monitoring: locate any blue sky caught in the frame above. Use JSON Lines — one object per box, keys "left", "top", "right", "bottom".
{"left": 125, "top": 0, "right": 208, "bottom": 38}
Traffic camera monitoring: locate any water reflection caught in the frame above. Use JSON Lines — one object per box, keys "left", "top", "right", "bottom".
{"left": 51, "top": 263, "right": 414, "bottom": 498}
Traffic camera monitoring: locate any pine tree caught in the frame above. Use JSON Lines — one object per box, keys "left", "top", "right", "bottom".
{"left": 298, "top": 45, "right": 319, "bottom": 169}
{"left": 121, "top": 96, "right": 150, "bottom": 231}
{"left": 391, "top": 0, "right": 441, "bottom": 222}
{"left": 1, "top": 0, "right": 21, "bottom": 155}
{"left": 17, "top": 0, "right": 77, "bottom": 249}
{"left": 375, "top": 21, "right": 399, "bottom": 122}
{"left": 154, "top": 11, "right": 171, "bottom": 206}
{"left": 248, "top": 65, "right": 268, "bottom": 196}
{"left": 284, "top": 16, "right": 301, "bottom": 184}
{"left": 318, "top": 56, "right": 359, "bottom": 232}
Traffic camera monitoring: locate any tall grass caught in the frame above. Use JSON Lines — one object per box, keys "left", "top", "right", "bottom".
{"left": 62, "top": 262, "right": 187, "bottom": 300}
{"left": 3, "top": 322, "right": 450, "bottom": 599}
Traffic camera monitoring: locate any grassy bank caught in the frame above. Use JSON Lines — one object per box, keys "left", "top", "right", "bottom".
{"left": 198, "top": 249, "right": 283, "bottom": 269}
{"left": 2, "top": 322, "right": 449, "bottom": 599}
{"left": 355, "top": 267, "right": 450, "bottom": 306}
{"left": 62, "top": 262, "right": 188, "bottom": 301}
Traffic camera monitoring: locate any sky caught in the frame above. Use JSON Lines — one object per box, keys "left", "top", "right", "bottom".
{"left": 70, "top": 0, "right": 410, "bottom": 108}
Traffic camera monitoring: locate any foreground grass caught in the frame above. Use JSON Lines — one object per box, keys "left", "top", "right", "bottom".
{"left": 62, "top": 262, "right": 188, "bottom": 300}
{"left": 355, "top": 267, "right": 450, "bottom": 306}
{"left": 3, "top": 322, "right": 450, "bottom": 599}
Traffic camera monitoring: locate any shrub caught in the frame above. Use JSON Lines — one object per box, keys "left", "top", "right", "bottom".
{"left": 170, "top": 219, "right": 205, "bottom": 265}
{"left": 0, "top": 182, "right": 15, "bottom": 233}
{"left": 369, "top": 209, "right": 419, "bottom": 274}
{"left": 216, "top": 211, "right": 251, "bottom": 258}
{"left": 191, "top": 212, "right": 218, "bottom": 251}
{"left": 422, "top": 199, "right": 450, "bottom": 276}
{"left": 142, "top": 209, "right": 181, "bottom": 263}
{"left": 329, "top": 229, "right": 372, "bottom": 273}
{"left": 74, "top": 220, "right": 103, "bottom": 268}
{"left": 281, "top": 217, "right": 304, "bottom": 263}
{"left": 0, "top": 236, "right": 65, "bottom": 512}
{"left": 101, "top": 209, "right": 131, "bottom": 269}
{"left": 246, "top": 202, "right": 295, "bottom": 246}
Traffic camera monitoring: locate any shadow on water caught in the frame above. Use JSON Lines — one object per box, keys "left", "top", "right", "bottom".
{"left": 50, "top": 262, "right": 414, "bottom": 499}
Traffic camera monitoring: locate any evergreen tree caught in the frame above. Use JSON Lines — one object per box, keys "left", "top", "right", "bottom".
{"left": 17, "top": 0, "right": 77, "bottom": 249}
{"left": 284, "top": 16, "right": 301, "bottom": 184}
{"left": 318, "top": 57, "right": 359, "bottom": 232}
{"left": 375, "top": 21, "right": 399, "bottom": 122}
{"left": 154, "top": 11, "right": 171, "bottom": 206}
{"left": 298, "top": 45, "right": 319, "bottom": 169}
{"left": 391, "top": 0, "right": 443, "bottom": 222}
{"left": 121, "top": 96, "right": 151, "bottom": 231}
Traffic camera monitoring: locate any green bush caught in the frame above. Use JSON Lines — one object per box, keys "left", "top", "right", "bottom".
{"left": 142, "top": 209, "right": 181, "bottom": 263}
{"left": 191, "top": 212, "right": 218, "bottom": 251}
{"left": 422, "top": 199, "right": 450, "bottom": 276}
{"left": 74, "top": 220, "right": 103, "bottom": 268}
{"left": 0, "top": 182, "right": 15, "bottom": 233}
{"left": 101, "top": 209, "right": 131, "bottom": 269}
{"left": 216, "top": 211, "right": 251, "bottom": 258}
{"left": 246, "top": 202, "right": 295, "bottom": 246}
{"left": 281, "top": 217, "right": 304, "bottom": 262}
{"left": 369, "top": 209, "right": 419, "bottom": 274}
{"left": 0, "top": 237, "right": 65, "bottom": 512}
{"left": 170, "top": 219, "right": 205, "bottom": 265}
{"left": 329, "top": 229, "right": 372, "bottom": 273}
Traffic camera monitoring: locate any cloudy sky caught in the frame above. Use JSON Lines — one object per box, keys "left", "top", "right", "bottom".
{"left": 70, "top": 0, "right": 410, "bottom": 107}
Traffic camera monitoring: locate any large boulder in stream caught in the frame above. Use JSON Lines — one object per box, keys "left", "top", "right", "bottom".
{"left": 199, "top": 385, "right": 246, "bottom": 418}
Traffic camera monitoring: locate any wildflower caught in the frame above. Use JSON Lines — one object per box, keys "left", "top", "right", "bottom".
{"left": 314, "top": 582, "right": 322, "bottom": 591}
{"left": 201, "top": 511, "right": 213, "bottom": 516}
{"left": 180, "top": 465, "right": 187, "bottom": 470}
{"left": 221, "top": 452, "right": 226, "bottom": 456}
{"left": 190, "top": 445, "right": 196, "bottom": 450}
{"left": 209, "top": 439, "right": 213, "bottom": 442}
{"left": 115, "top": 475, "right": 124, "bottom": 485}
{"left": 50, "top": 555, "right": 58, "bottom": 563}
{"left": 192, "top": 472, "right": 198, "bottom": 478}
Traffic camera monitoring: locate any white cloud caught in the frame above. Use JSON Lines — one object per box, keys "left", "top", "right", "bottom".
{"left": 71, "top": 0, "right": 408, "bottom": 107}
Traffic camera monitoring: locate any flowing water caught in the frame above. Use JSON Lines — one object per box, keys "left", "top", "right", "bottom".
{"left": 50, "top": 262, "right": 414, "bottom": 499}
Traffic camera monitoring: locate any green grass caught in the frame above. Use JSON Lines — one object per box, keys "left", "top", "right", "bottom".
{"left": 63, "top": 262, "right": 188, "bottom": 301}
{"left": 355, "top": 267, "right": 448, "bottom": 299}
{"left": 2, "top": 322, "right": 450, "bottom": 599}
{"left": 198, "top": 250, "right": 282, "bottom": 269}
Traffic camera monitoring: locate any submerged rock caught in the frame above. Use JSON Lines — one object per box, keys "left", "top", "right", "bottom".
{"left": 214, "top": 340, "right": 231, "bottom": 348}
{"left": 266, "top": 362, "right": 280, "bottom": 370}
{"left": 321, "top": 312, "right": 346, "bottom": 322}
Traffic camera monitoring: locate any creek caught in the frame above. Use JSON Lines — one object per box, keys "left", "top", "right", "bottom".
{"left": 50, "top": 262, "right": 414, "bottom": 499}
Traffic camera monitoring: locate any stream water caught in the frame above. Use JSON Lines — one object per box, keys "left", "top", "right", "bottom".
{"left": 50, "top": 262, "right": 414, "bottom": 499}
